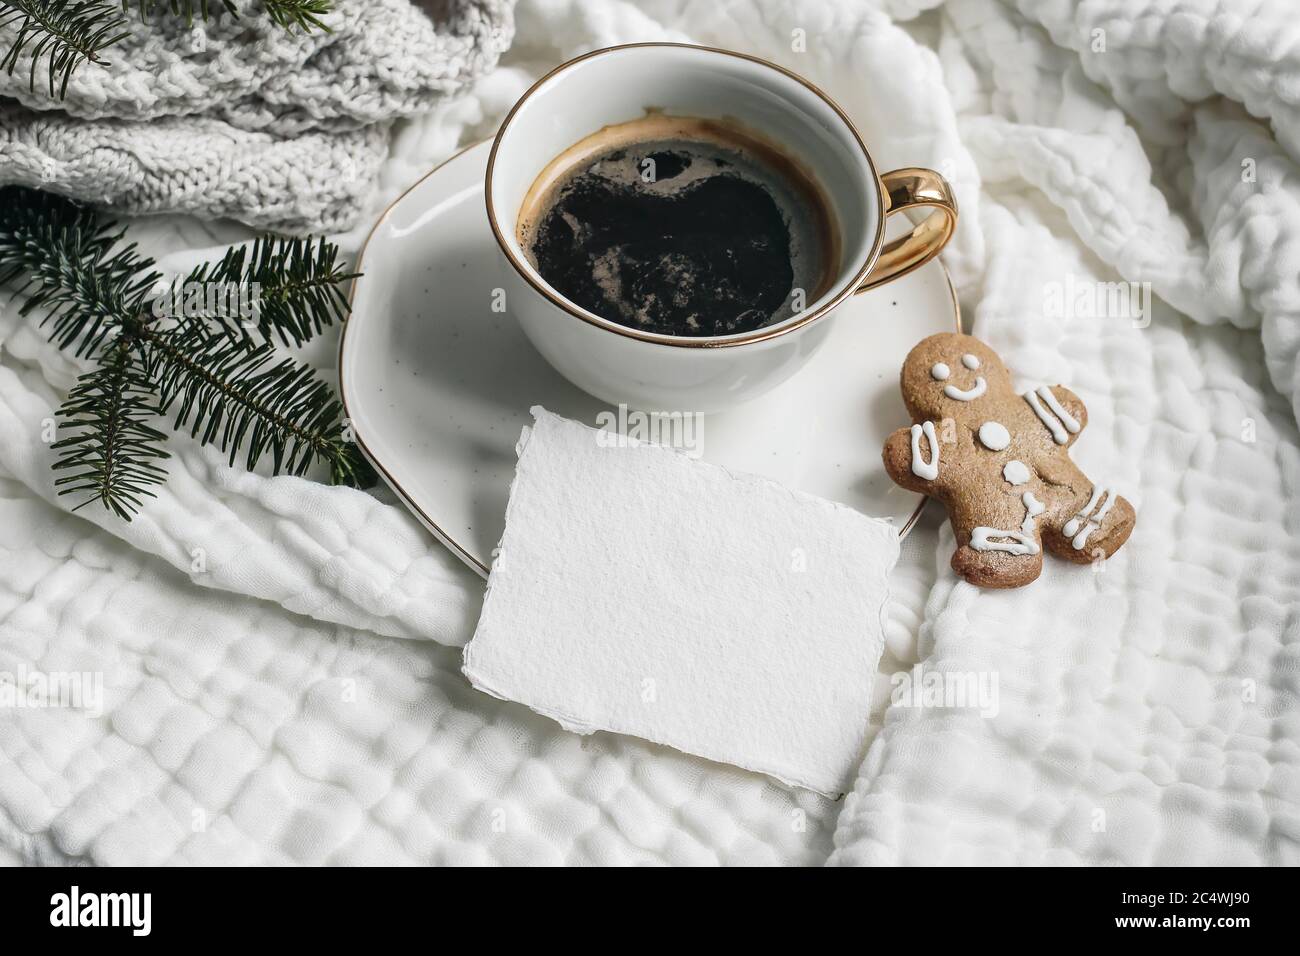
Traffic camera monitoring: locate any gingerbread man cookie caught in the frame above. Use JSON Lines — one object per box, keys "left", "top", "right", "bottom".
{"left": 882, "top": 333, "right": 1136, "bottom": 589}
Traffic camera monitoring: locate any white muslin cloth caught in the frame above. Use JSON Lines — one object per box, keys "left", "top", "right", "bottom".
{"left": 463, "top": 407, "right": 900, "bottom": 796}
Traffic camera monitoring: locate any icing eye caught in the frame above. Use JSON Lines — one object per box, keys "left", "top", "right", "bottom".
{"left": 962, "top": 353, "right": 980, "bottom": 370}
{"left": 930, "top": 362, "right": 950, "bottom": 381}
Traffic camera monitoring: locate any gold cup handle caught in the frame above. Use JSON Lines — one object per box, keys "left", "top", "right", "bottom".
{"left": 856, "top": 167, "right": 958, "bottom": 293}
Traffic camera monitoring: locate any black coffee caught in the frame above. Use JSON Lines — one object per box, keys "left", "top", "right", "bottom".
{"left": 517, "top": 116, "right": 834, "bottom": 337}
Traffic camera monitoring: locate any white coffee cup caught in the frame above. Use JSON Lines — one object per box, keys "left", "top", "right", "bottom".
{"left": 486, "top": 42, "right": 957, "bottom": 414}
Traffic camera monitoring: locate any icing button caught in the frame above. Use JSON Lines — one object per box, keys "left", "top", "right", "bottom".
{"left": 978, "top": 421, "right": 1011, "bottom": 451}
{"left": 1003, "top": 460, "right": 1031, "bottom": 485}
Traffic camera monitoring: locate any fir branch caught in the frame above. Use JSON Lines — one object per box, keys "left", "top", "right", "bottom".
{"left": 51, "top": 343, "right": 170, "bottom": 519}
{"left": 0, "top": 186, "right": 160, "bottom": 358}
{"left": 123, "top": 0, "right": 330, "bottom": 31}
{"left": 2, "top": 1, "right": 333, "bottom": 104}
{"left": 258, "top": 0, "right": 330, "bottom": 32}
{"left": 0, "top": 0, "right": 130, "bottom": 98}
{"left": 142, "top": 320, "right": 361, "bottom": 482}
{"left": 0, "top": 185, "right": 373, "bottom": 521}
{"left": 175, "top": 235, "right": 357, "bottom": 347}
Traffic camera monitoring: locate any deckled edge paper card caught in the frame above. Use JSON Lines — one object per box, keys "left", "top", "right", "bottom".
{"left": 462, "top": 407, "right": 900, "bottom": 796}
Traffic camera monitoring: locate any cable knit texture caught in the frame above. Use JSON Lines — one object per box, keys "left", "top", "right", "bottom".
{"left": 0, "top": 0, "right": 515, "bottom": 230}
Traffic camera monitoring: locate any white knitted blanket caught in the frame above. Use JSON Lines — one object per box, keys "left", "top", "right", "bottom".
{"left": 0, "top": 0, "right": 514, "bottom": 230}
{"left": 1, "top": 0, "right": 1298, "bottom": 866}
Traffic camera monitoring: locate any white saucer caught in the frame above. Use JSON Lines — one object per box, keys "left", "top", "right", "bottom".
{"left": 341, "top": 141, "right": 961, "bottom": 578}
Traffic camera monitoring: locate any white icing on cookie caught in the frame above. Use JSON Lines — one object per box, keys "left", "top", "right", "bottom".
{"left": 1003, "top": 460, "right": 1031, "bottom": 485}
{"left": 930, "top": 362, "right": 950, "bottom": 381}
{"left": 1062, "top": 486, "right": 1103, "bottom": 537}
{"left": 970, "top": 528, "right": 1039, "bottom": 555}
{"left": 1024, "top": 386, "right": 1081, "bottom": 444}
{"left": 1038, "top": 386, "right": 1080, "bottom": 434}
{"left": 962, "top": 353, "right": 980, "bottom": 370}
{"left": 970, "top": 491, "right": 1046, "bottom": 556}
{"left": 1093, "top": 490, "right": 1117, "bottom": 522}
{"left": 978, "top": 421, "right": 1010, "bottom": 451}
{"left": 944, "top": 377, "right": 986, "bottom": 401}
{"left": 1063, "top": 486, "right": 1115, "bottom": 550}
{"left": 1021, "top": 492, "right": 1045, "bottom": 534}
{"left": 909, "top": 421, "right": 939, "bottom": 480}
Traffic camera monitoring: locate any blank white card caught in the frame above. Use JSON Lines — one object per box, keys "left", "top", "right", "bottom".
{"left": 462, "top": 407, "right": 899, "bottom": 795}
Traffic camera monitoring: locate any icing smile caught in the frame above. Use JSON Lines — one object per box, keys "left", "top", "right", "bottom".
{"left": 931, "top": 353, "right": 987, "bottom": 402}
{"left": 944, "top": 377, "right": 986, "bottom": 401}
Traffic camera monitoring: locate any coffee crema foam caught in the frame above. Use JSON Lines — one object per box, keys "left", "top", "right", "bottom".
{"left": 517, "top": 114, "right": 837, "bottom": 337}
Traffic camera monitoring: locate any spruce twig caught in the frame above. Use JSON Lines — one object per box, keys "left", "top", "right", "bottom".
{"left": 1, "top": 0, "right": 333, "bottom": 103}
{"left": 0, "top": 187, "right": 160, "bottom": 358}
{"left": 142, "top": 320, "right": 363, "bottom": 481}
{"left": 123, "top": 1, "right": 329, "bottom": 31}
{"left": 0, "top": 185, "right": 371, "bottom": 520}
{"left": 51, "top": 343, "right": 170, "bottom": 518}
{"left": 0, "top": 0, "right": 130, "bottom": 98}
{"left": 175, "top": 235, "right": 357, "bottom": 347}
{"left": 258, "top": 0, "right": 330, "bottom": 32}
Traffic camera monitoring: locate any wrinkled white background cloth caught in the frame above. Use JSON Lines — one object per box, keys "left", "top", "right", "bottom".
{"left": 2, "top": 0, "right": 1298, "bottom": 865}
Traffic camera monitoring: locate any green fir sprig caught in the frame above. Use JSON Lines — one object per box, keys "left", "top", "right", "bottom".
{"left": 0, "top": 0, "right": 333, "bottom": 100}
{"left": 249, "top": 0, "right": 330, "bottom": 32}
{"left": 51, "top": 343, "right": 170, "bottom": 518}
{"left": 175, "top": 235, "right": 355, "bottom": 348}
{"left": 0, "top": 185, "right": 372, "bottom": 520}
{"left": 0, "top": 1, "right": 129, "bottom": 98}
{"left": 123, "top": 1, "right": 330, "bottom": 31}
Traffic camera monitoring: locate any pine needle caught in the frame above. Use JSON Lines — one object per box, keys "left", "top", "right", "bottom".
{"left": 123, "top": 0, "right": 330, "bottom": 31}
{"left": 176, "top": 235, "right": 357, "bottom": 347}
{"left": 0, "top": 186, "right": 160, "bottom": 359}
{"left": 1, "top": 1, "right": 334, "bottom": 103}
{"left": 0, "top": 184, "right": 373, "bottom": 521}
{"left": 262, "top": 0, "right": 330, "bottom": 32}
{"left": 0, "top": 0, "right": 130, "bottom": 98}
{"left": 143, "top": 321, "right": 360, "bottom": 479}
{"left": 52, "top": 344, "right": 170, "bottom": 519}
